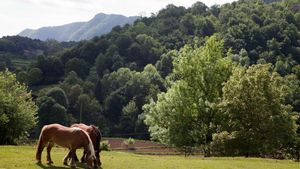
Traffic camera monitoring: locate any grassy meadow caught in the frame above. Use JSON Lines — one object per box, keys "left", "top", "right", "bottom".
{"left": 0, "top": 146, "right": 299, "bottom": 169}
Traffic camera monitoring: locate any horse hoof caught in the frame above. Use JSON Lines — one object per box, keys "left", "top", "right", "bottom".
{"left": 63, "top": 161, "right": 68, "bottom": 166}
{"left": 47, "top": 161, "right": 53, "bottom": 165}
{"left": 36, "top": 161, "right": 42, "bottom": 164}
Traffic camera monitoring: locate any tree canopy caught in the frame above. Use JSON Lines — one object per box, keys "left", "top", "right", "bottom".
{"left": 144, "top": 36, "right": 233, "bottom": 155}
{"left": 214, "top": 64, "right": 297, "bottom": 156}
{"left": 0, "top": 70, "right": 37, "bottom": 144}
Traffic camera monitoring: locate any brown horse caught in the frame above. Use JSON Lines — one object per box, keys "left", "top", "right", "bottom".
{"left": 70, "top": 123, "right": 102, "bottom": 166}
{"left": 36, "top": 124, "right": 96, "bottom": 168}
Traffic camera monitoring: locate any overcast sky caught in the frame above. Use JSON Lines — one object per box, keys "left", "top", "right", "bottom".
{"left": 0, "top": 0, "right": 235, "bottom": 37}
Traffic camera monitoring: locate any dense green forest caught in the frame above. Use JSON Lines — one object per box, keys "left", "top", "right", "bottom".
{"left": 0, "top": 36, "right": 76, "bottom": 71}
{"left": 0, "top": 0, "right": 300, "bottom": 160}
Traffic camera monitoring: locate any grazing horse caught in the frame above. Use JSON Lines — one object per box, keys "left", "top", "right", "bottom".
{"left": 70, "top": 123, "right": 102, "bottom": 166}
{"left": 36, "top": 124, "right": 96, "bottom": 169}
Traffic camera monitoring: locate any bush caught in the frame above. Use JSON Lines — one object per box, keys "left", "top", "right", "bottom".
{"left": 124, "top": 137, "right": 135, "bottom": 145}
{"left": 210, "top": 131, "right": 236, "bottom": 156}
{"left": 123, "top": 137, "right": 135, "bottom": 150}
{"left": 100, "top": 141, "right": 111, "bottom": 151}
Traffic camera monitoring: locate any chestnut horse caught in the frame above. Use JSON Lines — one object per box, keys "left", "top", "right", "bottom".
{"left": 36, "top": 124, "right": 96, "bottom": 168}
{"left": 70, "top": 123, "right": 102, "bottom": 166}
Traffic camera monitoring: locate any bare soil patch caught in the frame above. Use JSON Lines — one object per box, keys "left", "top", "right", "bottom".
{"left": 103, "top": 137, "right": 179, "bottom": 155}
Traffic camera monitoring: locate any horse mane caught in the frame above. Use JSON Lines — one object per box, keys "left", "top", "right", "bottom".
{"left": 73, "top": 127, "right": 95, "bottom": 159}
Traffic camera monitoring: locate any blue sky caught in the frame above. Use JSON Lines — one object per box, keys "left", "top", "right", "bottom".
{"left": 0, "top": 0, "right": 235, "bottom": 37}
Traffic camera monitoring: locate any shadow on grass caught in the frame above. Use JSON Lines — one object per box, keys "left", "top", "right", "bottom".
{"left": 75, "top": 163, "right": 103, "bottom": 169}
{"left": 36, "top": 162, "right": 69, "bottom": 169}
{"left": 36, "top": 162, "right": 103, "bottom": 169}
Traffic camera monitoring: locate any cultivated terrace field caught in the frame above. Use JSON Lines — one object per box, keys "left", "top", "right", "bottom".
{"left": 0, "top": 146, "right": 299, "bottom": 169}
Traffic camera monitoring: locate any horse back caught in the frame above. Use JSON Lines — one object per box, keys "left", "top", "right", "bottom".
{"left": 71, "top": 123, "right": 102, "bottom": 151}
{"left": 71, "top": 123, "right": 89, "bottom": 130}
{"left": 41, "top": 124, "right": 89, "bottom": 149}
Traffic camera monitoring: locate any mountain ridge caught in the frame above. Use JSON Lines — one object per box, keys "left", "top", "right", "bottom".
{"left": 18, "top": 13, "right": 139, "bottom": 42}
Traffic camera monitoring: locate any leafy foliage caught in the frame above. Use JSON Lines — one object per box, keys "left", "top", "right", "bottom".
{"left": 0, "top": 70, "right": 37, "bottom": 144}
{"left": 96, "top": 65, "right": 164, "bottom": 137}
{"left": 144, "top": 36, "right": 233, "bottom": 155}
{"left": 37, "top": 96, "right": 68, "bottom": 129}
{"left": 214, "top": 64, "right": 297, "bottom": 156}
{"left": 27, "top": 68, "right": 43, "bottom": 86}
{"left": 46, "top": 87, "right": 69, "bottom": 109}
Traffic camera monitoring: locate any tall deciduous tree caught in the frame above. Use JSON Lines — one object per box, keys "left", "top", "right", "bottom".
{"left": 16, "top": 71, "right": 28, "bottom": 84}
{"left": 37, "top": 96, "right": 68, "bottom": 129}
{"left": 65, "top": 58, "right": 89, "bottom": 79}
{"left": 144, "top": 36, "right": 233, "bottom": 155}
{"left": 46, "top": 87, "right": 69, "bottom": 109}
{"left": 216, "top": 64, "right": 297, "bottom": 156}
{"left": 0, "top": 70, "right": 37, "bottom": 144}
{"left": 27, "top": 68, "right": 43, "bottom": 86}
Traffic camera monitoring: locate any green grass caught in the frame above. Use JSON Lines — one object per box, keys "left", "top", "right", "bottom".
{"left": 0, "top": 146, "right": 299, "bottom": 169}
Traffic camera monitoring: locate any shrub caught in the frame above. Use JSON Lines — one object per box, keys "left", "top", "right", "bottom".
{"left": 123, "top": 137, "right": 135, "bottom": 150}
{"left": 100, "top": 141, "right": 111, "bottom": 151}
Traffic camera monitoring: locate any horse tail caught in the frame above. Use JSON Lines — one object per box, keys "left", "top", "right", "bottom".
{"left": 91, "top": 125, "right": 102, "bottom": 152}
{"left": 90, "top": 125, "right": 102, "bottom": 166}
{"left": 36, "top": 125, "right": 46, "bottom": 161}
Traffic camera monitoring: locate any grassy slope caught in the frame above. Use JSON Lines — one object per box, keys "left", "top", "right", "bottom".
{"left": 0, "top": 146, "right": 299, "bottom": 169}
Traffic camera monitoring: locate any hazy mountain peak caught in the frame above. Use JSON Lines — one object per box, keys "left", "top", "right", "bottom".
{"left": 18, "top": 13, "right": 139, "bottom": 42}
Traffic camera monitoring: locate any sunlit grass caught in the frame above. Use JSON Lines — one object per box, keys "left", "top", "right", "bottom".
{"left": 0, "top": 146, "right": 299, "bottom": 169}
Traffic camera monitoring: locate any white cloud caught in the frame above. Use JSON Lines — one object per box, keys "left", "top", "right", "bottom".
{"left": 0, "top": 0, "right": 235, "bottom": 37}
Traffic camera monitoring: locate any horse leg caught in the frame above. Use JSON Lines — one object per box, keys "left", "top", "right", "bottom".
{"left": 46, "top": 142, "right": 54, "bottom": 164}
{"left": 63, "top": 149, "right": 72, "bottom": 166}
{"left": 73, "top": 149, "right": 79, "bottom": 162}
{"left": 81, "top": 150, "right": 86, "bottom": 163}
{"left": 96, "top": 151, "right": 101, "bottom": 166}
{"left": 70, "top": 149, "right": 77, "bottom": 168}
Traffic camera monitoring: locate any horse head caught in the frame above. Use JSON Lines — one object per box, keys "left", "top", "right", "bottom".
{"left": 86, "top": 150, "right": 97, "bottom": 169}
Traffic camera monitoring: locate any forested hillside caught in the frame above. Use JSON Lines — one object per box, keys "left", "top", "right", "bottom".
{"left": 0, "top": 36, "right": 75, "bottom": 71}
{"left": 2, "top": 0, "right": 300, "bottom": 159}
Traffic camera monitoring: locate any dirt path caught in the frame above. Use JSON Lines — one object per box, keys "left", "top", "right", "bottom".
{"left": 103, "top": 138, "right": 179, "bottom": 155}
